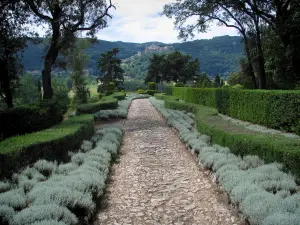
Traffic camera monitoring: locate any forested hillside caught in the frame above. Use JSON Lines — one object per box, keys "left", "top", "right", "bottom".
{"left": 23, "top": 36, "right": 243, "bottom": 77}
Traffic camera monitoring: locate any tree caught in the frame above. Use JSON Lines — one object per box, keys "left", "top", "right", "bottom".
{"left": 145, "top": 54, "right": 166, "bottom": 91}
{"left": 0, "top": 0, "right": 28, "bottom": 108}
{"left": 245, "top": 0, "right": 300, "bottom": 85}
{"left": 165, "top": 50, "right": 200, "bottom": 83}
{"left": 24, "top": 0, "right": 115, "bottom": 99}
{"left": 194, "top": 72, "right": 212, "bottom": 88}
{"left": 67, "top": 39, "right": 90, "bottom": 104}
{"left": 97, "top": 48, "right": 124, "bottom": 93}
{"left": 214, "top": 74, "right": 221, "bottom": 87}
{"left": 162, "top": 0, "right": 264, "bottom": 88}
{"left": 145, "top": 51, "right": 200, "bottom": 87}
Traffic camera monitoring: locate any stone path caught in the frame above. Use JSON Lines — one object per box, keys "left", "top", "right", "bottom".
{"left": 94, "top": 99, "right": 244, "bottom": 225}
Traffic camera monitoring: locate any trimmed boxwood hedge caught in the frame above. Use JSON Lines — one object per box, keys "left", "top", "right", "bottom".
{"left": 160, "top": 96, "right": 300, "bottom": 178}
{"left": 172, "top": 88, "right": 300, "bottom": 134}
{"left": 0, "top": 115, "right": 94, "bottom": 178}
{"left": 110, "top": 92, "right": 126, "bottom": 100}
{"left": 0, "top": 100, "right": 63, "bottom": 141}
{"left": 76, "top": 98, "right": 118, "bottom": 115}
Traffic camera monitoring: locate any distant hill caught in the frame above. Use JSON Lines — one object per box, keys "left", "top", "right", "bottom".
{"left": 22, "top": 35, "right": 244, "bottom": 78}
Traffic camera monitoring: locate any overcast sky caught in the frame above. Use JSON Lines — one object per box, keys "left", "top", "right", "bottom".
{"left": 94, "top": 0, "right": 238, "bottom": 43}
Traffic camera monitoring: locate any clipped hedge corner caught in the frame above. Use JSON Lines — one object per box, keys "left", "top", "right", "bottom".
{"left": 0, "top": 115, "right": 94, "bottom": 178}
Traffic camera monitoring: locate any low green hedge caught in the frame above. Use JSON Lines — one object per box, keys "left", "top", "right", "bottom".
{"left": 76, "top": 98, "right": 118, "bottom": 115}
{"left": 0, "top": 114, "right": 94, "bottom": 177}
{"left": 137, "top": 90, "right": 159, "bottom": 96}
{"left": 0, "top": 100, "right": 63, "bottom": 141}
{"left": 172, "top": 88, "right": 300, "bottom": 134}
{"left": 161, "top": 96, "right": 300, "bottom": 178}
{"left": 110, "top": 91, "right": 126, "bottom": 100}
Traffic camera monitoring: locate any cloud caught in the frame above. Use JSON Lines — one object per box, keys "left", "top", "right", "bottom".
{"left": 96, "top": 0, "right": 238, "bottom": 43}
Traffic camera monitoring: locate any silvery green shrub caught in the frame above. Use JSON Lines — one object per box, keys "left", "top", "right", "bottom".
{"left": 70, "top": 152, "right": 85, "bottom": 165}
{"left": 261, "top": 212, "right": 300, "bottom": 225}
{"left": 0, "top": 182, "right": 10, "bottom": 193}
{"left": 55, "top": 163, "right": 78, "bottom": 175}
{"left": 28, "top": 187, "right": 95, "bottom": 215}
{"left": 12, "top": 204, "right": 78, "bottom": 225}
{"left": 242, "top": 155, "right": 264, "bottom": 169}
{"left": 80, "top": 140, "right": 93, "bottom": 152}
{"left": 31, "top": 220, "right": 68, "bottom": 225}
{"left": 230, "top": 182, "right": 264, "bottom": 204}
{"left": 282, "top": 193, "right": 300, "bottom": 213}
{"left": 0, "top": 188, "right": 26, "bottom": 209}
{"left": 33, "top": 160, "right": 57, "bottom": 177}
{"left": 240, "top": 192, "right": 285, "bottom": 225}
{"left": 0, "top": 205, "right": 15, "bottom": 224}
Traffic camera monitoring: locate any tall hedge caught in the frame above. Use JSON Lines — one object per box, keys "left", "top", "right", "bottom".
{"left": 172, "top": 88, "right": 300, "bottom": 134}
{"left": 0, "top": 100, "right": 63, "bottom": 141}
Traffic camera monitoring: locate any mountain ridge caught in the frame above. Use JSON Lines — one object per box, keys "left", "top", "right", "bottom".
{"left": 23, "top": 35, "right": 244, "bottom": 77}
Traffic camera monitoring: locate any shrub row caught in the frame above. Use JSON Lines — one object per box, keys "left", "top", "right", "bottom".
{"left": 94, "top": 94, "right": 150, "bottom": 120}
{"left": 136, "top": 89, "right": 160, "bottom": 96}
{"left": 0, "top": 115, "right": 94, "bottom": 178}
{"left": 110, "top": 92, "right": 126, "bottom": 100}
{"left": 0, "top": 125, "right": 124, "bottom": 225}
{"left": 159, "top": 96, "right": 300, "bottom": 178}
{"left": 0, "top": 100, "right": 63, "bottom": 141}
{"left": 150, "top": 97, "right": 300, "bottom": 225}
{"left": 172, "top": 88, "right": 300, "bottom": 134}
{"left": 76, "top": 98, "right": 118, "bottom": 115}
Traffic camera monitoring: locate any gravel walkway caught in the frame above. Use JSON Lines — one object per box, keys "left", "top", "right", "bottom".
{"left": 94, "top": 99, "right": 244, "bottom": 225}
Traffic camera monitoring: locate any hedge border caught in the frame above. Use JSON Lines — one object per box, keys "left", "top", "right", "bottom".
{"left": 172, "top": 87, "right": 300, "bottom": 134}
{"left": 0, "top": 114, "right": 94, "bottom": 178}
{"left": 76, "top": 98, "right": 118, "bottom": 115}
{"left": 156, "top": 94, "right": 300, "bottom": 178}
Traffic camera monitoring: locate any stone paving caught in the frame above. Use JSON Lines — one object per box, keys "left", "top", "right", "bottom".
{"left": 94, "top": 99, "right": 244, "bottom": 225}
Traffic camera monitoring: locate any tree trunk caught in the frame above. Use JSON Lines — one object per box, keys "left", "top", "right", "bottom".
{"left": 2, "top": 70, "right": 13, "bottom": 108}
{"left": 254, "top": 21, "right": 267, "bottom": 89}
{"left": 0, "top": 51, "right": 13, "bottom": 108}
{"left": 243, "top": 37, "right": 257, "bottom": 89}
{"left": 42, "top": 21, "right": 60, "bottom": 99}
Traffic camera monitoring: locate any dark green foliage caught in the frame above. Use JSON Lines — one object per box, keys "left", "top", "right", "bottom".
{"left": 0, "top": 100, "right": 63, "bottom": 141}
{"left": 0, "top": 114, "right": 94, "bottom": 177}
{"left": 147, "top": 82, "right": 156, "bottom": 90}
{"left": 137, "top": 90, "right": 159, "bottom": 96}
{"left": 146, "top": 51, "right": 200, "bottom": 84}
{"left": 193, "top": 72, "right": 212, "bottom": 88}
{"left": 97, "top": 48, "right": 124, "bottom": 93}
{"left": 172, "top": 87, "right": 300, "bottom": 134}
{"left": 110, "top": 92, "right": 126, "bottom": 100}
{"left": 120, "top": 80, "right": 147, "bottom": 91}
{"left": 214, "top": 74, "right": 221, "bottom": 87}
{"left": 175, "top": 82, "right": 185, "bottom": 87}
{"left": 76, "top": 98, "right": 118, "bottom": 115}
{"left": 160, "top": 96, "right": 300, "bottom": 178}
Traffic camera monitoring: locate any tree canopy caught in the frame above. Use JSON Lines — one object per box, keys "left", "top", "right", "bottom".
{"left": 145, "top": 51, "right": 200, "bottom": 84}
{"left": 97, "top": 48, "right": 124, "bottom": 93}
{"left": 162, "top": 0, "right": 300, "bottom": 89}
{"left": 24, "top": 0, "right": 116, "bottom": 98}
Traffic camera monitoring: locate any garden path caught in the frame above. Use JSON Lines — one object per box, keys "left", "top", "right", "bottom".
{"left": 94, "top": 99, "right": 244, "bottom": 225}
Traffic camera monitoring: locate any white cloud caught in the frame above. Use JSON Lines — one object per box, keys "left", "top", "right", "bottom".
{"left": 32, "top": 0, "right": 239, "bottom": 43}
{"left": 96, "top": 0, "right": 238, "bottom": 43}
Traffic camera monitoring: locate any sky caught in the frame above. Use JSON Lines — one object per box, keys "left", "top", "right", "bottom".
{"left": 95, "top": 0, "right": 238, "bottom": 43}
